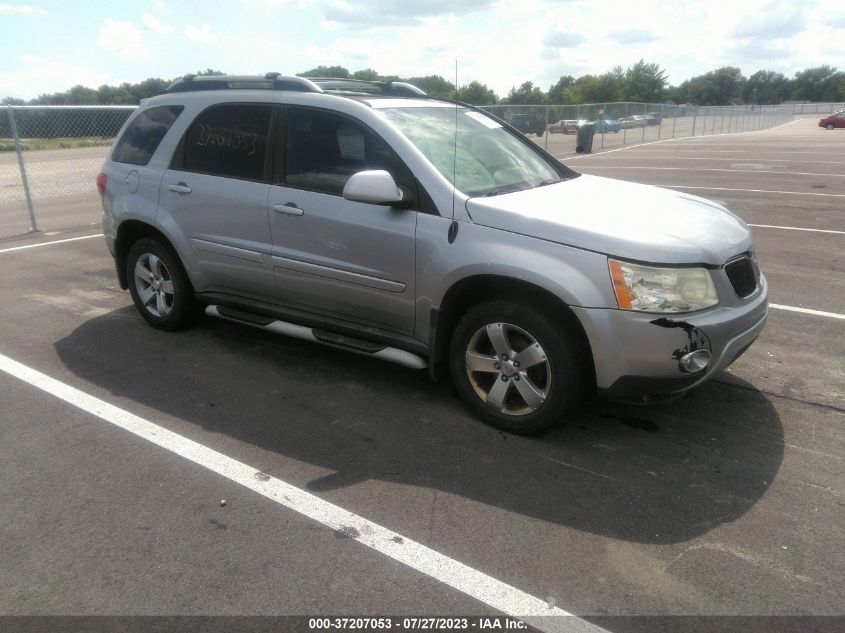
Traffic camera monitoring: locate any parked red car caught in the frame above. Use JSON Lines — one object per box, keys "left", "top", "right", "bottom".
{"left": 819, "top": 111, "right": 845, "bottom": 129}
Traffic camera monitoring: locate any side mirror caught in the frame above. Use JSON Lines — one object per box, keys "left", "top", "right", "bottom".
{"left": 343, "top": 170, "right": 406, "bottom": 206}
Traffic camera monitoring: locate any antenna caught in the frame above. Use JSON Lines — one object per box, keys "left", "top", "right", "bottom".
{"left": 450, "top": 60, "right": 458, "bottom": 225}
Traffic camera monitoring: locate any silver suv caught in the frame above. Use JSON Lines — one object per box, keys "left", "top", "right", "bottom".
{"left": 99, "top": 73, "right": 768, "bottom": 434}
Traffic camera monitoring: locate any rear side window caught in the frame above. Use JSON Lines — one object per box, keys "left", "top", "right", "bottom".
{"left": 112, "top": 105, "right": 183, "bottom": 166}
{"left": 181, "top": 104, "right": 273, "bottom": 181}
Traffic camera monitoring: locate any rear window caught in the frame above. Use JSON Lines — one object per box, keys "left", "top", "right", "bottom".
{"left": 112, "top": 105, "right": 183, "bottom": 166}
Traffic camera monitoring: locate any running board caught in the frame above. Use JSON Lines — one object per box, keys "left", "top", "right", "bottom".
{"left": 205, "top": 305, "right": 427, "bottom": 370}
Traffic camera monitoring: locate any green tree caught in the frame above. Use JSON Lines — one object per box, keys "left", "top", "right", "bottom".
{"left": 503, "top": 81, "right": 547, "bottom": 105}
{"left": 791, "top": 66, "right": 843, "bottom": 101}
{"left": 742, "top": 70, "right": 790, "bottom": 105}
{"left": 298, "top": 65, "right": 350, "bottom": 78}
{"left": 622, "top": 60, "right": 667, "bottom": 103}
{"left": 97, "top": 83, "right": 135, "bottom": 104}
{"left": 351, "top": 68, "right": 380, "bottom": 80}
{"left": 564, "top": 71, "right": 623, "bottom": 104}
{"left": 407, "top": 75, "right": 455, "bottom": 99}
{"left": 547, "top": 75, "right": 575, "bottom": 104}
{"left": 675, "top": 67, "right": 746, "bottom": 105}
{"left": 456, "top": 80, "right": 497, "bottom": 105}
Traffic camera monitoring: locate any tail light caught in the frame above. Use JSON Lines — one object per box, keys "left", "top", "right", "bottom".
{"left": 96, "top": 172, "right": 107, "bottom": 205}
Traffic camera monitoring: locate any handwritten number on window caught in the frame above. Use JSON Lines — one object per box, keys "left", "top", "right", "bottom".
{"left": 194, "top": 124, "right": 258, "bottom": 156}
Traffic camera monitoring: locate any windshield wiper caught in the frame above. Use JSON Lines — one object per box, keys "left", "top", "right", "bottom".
{"left": 478, "top": 184, "right": 528, "bottom": 197}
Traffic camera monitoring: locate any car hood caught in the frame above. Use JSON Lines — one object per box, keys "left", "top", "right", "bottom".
{"left": 464, "top": 174, "right": 752, "bottom": 265}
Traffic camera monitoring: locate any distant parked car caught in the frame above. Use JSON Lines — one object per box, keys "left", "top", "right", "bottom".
{"left": 553, "top": 119, "right": 588, "bottom": 134}
{"left": 618, "top": 115, "right": 646, "bottom": 129}
{"left": 644, "top": 113, "right": 662, "bottom": 126}
{"left": 509, "top": 113, "right": 546, "bottom": 137}
{"left": 594, "top": 119, "right": 621, "bottom": 134}
{"left": 819, "top": 111, "right": 845, "bottom": 129}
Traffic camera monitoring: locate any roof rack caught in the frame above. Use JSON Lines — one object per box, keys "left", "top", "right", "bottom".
{"left": 309, "top": 78, "right": 427, "bottom": 97}
{"left": 164, "top": 73, "right": 428, "bottom": 97}
{"left": 165, "top": 73, "right": 321, "bottom": 94}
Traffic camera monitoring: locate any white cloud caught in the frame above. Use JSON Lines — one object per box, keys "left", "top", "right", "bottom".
{"left": 322, "top": 0, "right": 496, "bottom": 26}
{"left": 184, "top": 24, "right": 220, "bottom": 43}
{"left": 0, "top": 3, "right": 46, "bottom": 15}
{"left": 608, "top": 28, "right": 660, "bottom": 45}
{"left": 0, "top": 56, "right": 109, "bottom": 99}
{"left": 98, "top": 18, "right": 149, "bottom": 58}
{"left": 544, "top": 30, "right": 586, "bottom": 49}
{"left": 142, "top": 12, "right": 174, "bottom": 35}
{"left": 731, "top": 2, "right": 807, "bottom": 40}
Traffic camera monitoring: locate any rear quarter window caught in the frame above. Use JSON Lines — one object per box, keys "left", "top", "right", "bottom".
{"left": 112, "top": 105, "right": 184, "bottom": 166}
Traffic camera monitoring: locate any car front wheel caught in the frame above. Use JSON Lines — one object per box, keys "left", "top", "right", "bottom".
{"left": 449, "top": 300, "right": 588, "bottom": 434}
{"left": 826, "top": 123, "right": 835, "bottom": 130}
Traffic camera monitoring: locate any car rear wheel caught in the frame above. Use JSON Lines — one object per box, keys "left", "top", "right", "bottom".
{"left": 127, "top": 237, "right": 200, "bottom": 330}
{"left": 449, "top": 300, "right": 588, "bottom": 434}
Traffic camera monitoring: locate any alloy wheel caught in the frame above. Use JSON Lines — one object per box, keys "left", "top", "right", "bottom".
{"left": 465, "top": 322, "right": 552, "bottom": 416}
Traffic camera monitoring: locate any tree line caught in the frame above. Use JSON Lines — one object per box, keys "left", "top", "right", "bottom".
{"left": 3, "top": 62, "right": 844, "bottom": 107}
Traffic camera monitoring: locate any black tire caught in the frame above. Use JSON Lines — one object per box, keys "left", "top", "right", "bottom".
{"left": 826, "top": 123, "right": 835, "bottom": 130}
{"left": 126, "top": 237, "right": 200, "bottom": 330}
{"left": 448, "top": 300, "right": 589, "bottom": 434}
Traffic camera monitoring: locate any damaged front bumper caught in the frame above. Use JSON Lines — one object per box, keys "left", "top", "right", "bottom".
{"left": 572, "top": 275, "right": 768, "bottom": 402}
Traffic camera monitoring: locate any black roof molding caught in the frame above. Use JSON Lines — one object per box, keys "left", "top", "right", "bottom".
{"left": 164, "top": 73, "right": 427, "bottom": 97}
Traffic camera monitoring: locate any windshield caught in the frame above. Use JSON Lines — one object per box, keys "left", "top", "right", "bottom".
{"left": 379, "top": 106, "right": 562, "bottom": 197}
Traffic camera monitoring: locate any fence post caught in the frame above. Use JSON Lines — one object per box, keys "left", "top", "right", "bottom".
{"left": 7, "top": 106, "right": 38, "bottom": 233}
{"left": 641, "top": 104, "right": 646, "bottom": 142}
{"left": 691, "top": 108, "right": 697, "bottom": 136}
{"left": 657, "top": 104, "right": 662, "bottom": 139}
{"left": 601, "top": 103, "right": 607, "bottom": 148}
{"left": 544, "top": 105, "right": 549, "bottom": 151}
{"left": 622, "top": 102, "right": 630, "bottom": 145}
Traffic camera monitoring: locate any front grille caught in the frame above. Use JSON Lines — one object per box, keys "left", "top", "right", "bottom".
{"left": 725, "top": 255, "right": 758, "bottom": 298}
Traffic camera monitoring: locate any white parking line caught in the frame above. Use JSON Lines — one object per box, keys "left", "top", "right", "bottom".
{"left": 0, "top": 352, "right": 604, "bottom": 633}
{"left": 0, "top": 233, "right": 103, "bottom": 254}
{"left": 578, "top": 166, "right": 845, "bottom": 178}
{"left": 611, "top": 150, "right": 845, "bottom": 156}
{"left": 748, "top": 224, "right": 845, "bottom": 235}
{"left": 599, "top": 157, "right": 845, "bottom": 165}
{"left": 661, "top": 185, "right": 845, "bottom": 198}
{"left": 770, "top": 304, "right": 845, "bottom": 320}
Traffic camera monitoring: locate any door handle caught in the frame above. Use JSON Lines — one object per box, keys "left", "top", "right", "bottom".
{"left": 273, "top": 202, "right": 304, "bottom": 216}
{"left": 168, "top": 182, "right": 192, "bottom": 194}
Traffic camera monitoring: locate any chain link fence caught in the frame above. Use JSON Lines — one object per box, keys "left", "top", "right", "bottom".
{"left": 482, "top": 101, "right": 843, "bottom": 156}
{"left": 2, "top": 101, "right": 843, "bottom": 239}
{"left": 2, "top": 105, "right": 135, "bottom": 238}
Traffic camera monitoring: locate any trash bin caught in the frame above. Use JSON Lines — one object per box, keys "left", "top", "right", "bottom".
{"left": 575, "top": 123, "right": 596, "bottom": 153}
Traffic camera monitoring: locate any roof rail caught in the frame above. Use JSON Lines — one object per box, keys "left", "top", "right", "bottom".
{"left": 163, "top": 73, "right": 428, "bottom": 98}
{"left": 309, "top": 78, "right": 427, "bottom": 97}
{"left": 165, "top": 73, "right": 322, "bottom": 94}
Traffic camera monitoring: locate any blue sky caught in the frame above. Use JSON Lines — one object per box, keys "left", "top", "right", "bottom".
{"left": 1, "top": 0, "right": 843, "bottom": 100}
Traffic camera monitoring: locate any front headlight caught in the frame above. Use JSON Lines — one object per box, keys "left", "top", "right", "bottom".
{"left": 609, "top": 259, "right": 718, "bottom": 313}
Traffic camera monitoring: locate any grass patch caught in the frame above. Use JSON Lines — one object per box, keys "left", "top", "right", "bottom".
{"left": 0, "top": 137, "right": 113, "bottom": 152}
